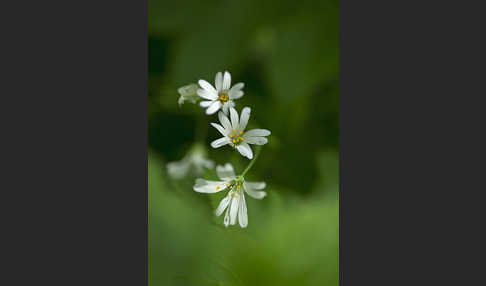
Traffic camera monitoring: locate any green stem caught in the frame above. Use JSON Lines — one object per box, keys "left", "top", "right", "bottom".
{"left": 241, "top": 146, "right": 262, "bottom": 177}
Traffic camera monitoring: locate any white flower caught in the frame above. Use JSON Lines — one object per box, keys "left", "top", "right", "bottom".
{"left": 193, "top": 163, "right": 267, "bottom": 228}
{"left": 197, "top": 71, "right": 245, "bottom": 115}
{"left": 177, "top": 83, "right": 200, "bottom": 106}
{"left": 166, "top": 144, "right": 214, "bottom": 179}
{"left": 210, "top": 107, "right": 270, "bottom": 159}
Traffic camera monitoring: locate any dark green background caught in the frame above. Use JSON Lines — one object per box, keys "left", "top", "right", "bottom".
{"left": 149, "top": 0, "right": 339, "bottom": 285}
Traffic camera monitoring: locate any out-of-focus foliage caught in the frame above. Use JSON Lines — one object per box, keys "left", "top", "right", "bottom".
{"left": 149, "top": 152, "right": 338, "bottom": 286}
{"left": 149, "top": 0, "right": 339, "bottom": 285}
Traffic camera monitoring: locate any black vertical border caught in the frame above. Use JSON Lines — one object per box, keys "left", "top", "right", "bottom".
{"left": 1, "top": 0, "right": 148, "bottom": 285}
{"left": 341, "top": 0, "right": 486, "bottom": 285}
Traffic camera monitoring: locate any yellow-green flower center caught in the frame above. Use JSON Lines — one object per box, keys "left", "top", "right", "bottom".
{"left": 226, "top": 182, "right": 242, "bottom": 197}
{"left": 228, "top": 129, "right": 244, "bottom": 145}
{"left": 218, "top": 93, "right": 229, "bottom": 103}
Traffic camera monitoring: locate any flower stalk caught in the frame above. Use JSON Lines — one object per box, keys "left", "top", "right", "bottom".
{"left": 241, "top": 146, "right": 262, "bottom": 178}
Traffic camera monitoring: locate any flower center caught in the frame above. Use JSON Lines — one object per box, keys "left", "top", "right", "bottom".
{"left": 218, "top": 92, "right": 229, "bottom": 103}
{"left": 228, "top": 129, "right": 244, "bottom": 145}
{"left": 227, "top": 181, "right": 242, "bottom": 197}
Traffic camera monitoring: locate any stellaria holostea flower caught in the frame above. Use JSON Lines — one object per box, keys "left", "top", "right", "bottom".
{"left": 210, "top": 107, "right": 270, "bottom": 159}
{"left": 197, "top": 71, "right": 244, "bottom": 115}
{"left": 166, "top": 144, "right": 214, "bottom": 179}
{"left": 193, "top": 163, "right": 267, "bottom": 228}
{"left": 177, "top": 83, "right": 200, "bottom": 106}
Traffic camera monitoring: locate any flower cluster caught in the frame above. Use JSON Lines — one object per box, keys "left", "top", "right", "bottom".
{"left": 193, "top": 163, "right": 266, "bottom": 227}
{"left": 171, "top": 71, "right": 271, "bottom": 228}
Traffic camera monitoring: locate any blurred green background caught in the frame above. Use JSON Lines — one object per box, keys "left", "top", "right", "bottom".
{"left": 148, "top": 0, "right": 339, "bottom": 285}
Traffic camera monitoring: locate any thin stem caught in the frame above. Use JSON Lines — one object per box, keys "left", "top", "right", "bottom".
{"left": 241, "top": 146, "right": 262, "bottom": 177}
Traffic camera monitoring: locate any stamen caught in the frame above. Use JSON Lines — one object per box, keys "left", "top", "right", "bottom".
{"left": 228, "top": 129, "right": 245, "bottom": 145}
{"left": 218, "top": 93, "right": 229, "bottom": 103}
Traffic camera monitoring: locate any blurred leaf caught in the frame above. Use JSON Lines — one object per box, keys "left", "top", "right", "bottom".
{"left": 264, "top": 9, "right": 339, "bottom": 102}
{"left": 313, "top": 150, "right": 339, "bottom": 201}
{"left": 168, "top": 1, "right": 262, "bottom": 86}
{"left": 149, "top": 0, "right": 208, "bottom": 37}
{"left": 149, "top": 150, "right": 338, "bottom": 286}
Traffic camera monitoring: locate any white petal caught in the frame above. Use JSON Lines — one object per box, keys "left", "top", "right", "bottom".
{"left": 211, "top": 137, "right": 230, "bottom": 148}
{"left": 245, "top": 181, "right": 266, "bottom": 190}
{"left": 200, "top": 159, "right": 214, "bottom": 169}
{"left": 197, "top": 88, "right": 217, "bottom": 100}
{"left": 222, "top": 103, "right": 229, "bottom": 115}
{"left": 244, "top": 136, "right": 268, "bottom": 145}
{"left": 215, "top": 196, "right": 231, "bottom": 216}
{"left": 230, "top": 82, "right": 244, "bottom": 91}
{"left": 244, "top": 129, "right": 271, "bottom": 137}
{"left": 236, "top": 143, "right": 253, "bottom": 159}
{"left": 215, "top": 72, "right": 223, "bottom": 92}
{"left": 239, "top": 107, "right": 251, "bottom": 131}
{"left": 223, "top": 200, "right": 231, "bottom": 227}
{"left": 193, "top": 158, "right": 213, "bottom": 175}
{"left": 200, "top": 100, "right": 213, "bottom": 107}
{"left": 193, "top": 178, "right": 227, "bottom": 193}
{"left": 245, "top": 189, "right": 267, "bottom": 200}
{"left": 216, "top": 163, "right": 236, "bottom": 180}
{"left": 228, "top": 90, "right": 244, "bottom": 100}
{"left": 178, "top": 83, "right": 199, "bottom": 96}
{"left": 229, "top": 194, "right": 239, "bottom": 225}
{"left": 210, "top": 123, "right": 227, "bottom": 136}
{"left": 238, "top": 193, "right": 248, "bottom": 228}
{"left": 223, "top": 71, "right": 231, "bottom": 90}
{"left": 206, "top": 101, "right": 222, "bottom": 115}
{"left": 223, "top": 101, "right": 235, "bottom": 115}
{"left": 244, "top": 181, "right": 267, "bottom": 199}
{"left": 218, "top": 111, "right": 232, "bottom": 131}
{"left": 198, "top": 79, "right": 217, "bottom": 94}
{"left": 229, "top": 107, "right": 239, "bottom": 130}
{"left": 166, "top": 160, "right": 190, "bottom": 179}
